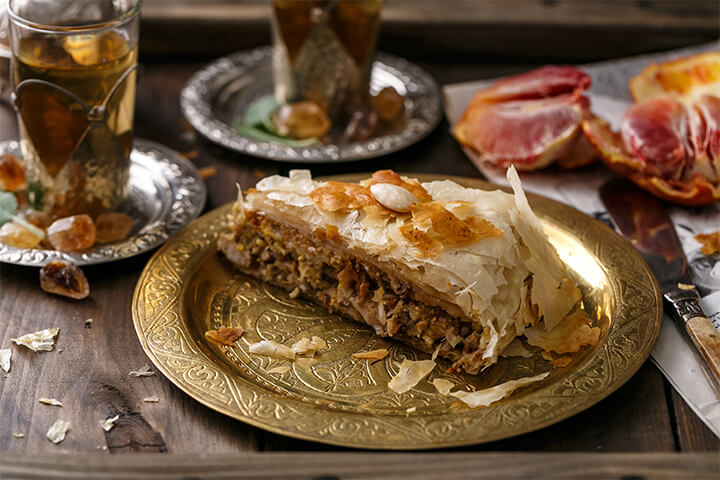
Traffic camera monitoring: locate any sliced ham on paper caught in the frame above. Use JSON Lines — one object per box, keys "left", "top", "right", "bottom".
{"left": 454, "top": 66, "right": 596, "bottom": 171}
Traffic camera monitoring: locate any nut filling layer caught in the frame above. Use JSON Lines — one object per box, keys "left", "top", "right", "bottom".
{"left": 219, "top": 212, "right": 495, "bottom": 374}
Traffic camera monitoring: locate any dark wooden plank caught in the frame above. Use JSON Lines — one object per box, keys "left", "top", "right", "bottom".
{"left": 137, "top": 0, "right": 720, "bottom": 61}
{"left": 0, "top": 255, "right": 259, "bottom": 453}
{"left": 671, "top": 389, "right": 720, "bottom": 452}
{"left": 1, "top": 452, "right": 719, "bottom": 479}
{"left": 142, "top": 0, "right": 720, "bottom": 27}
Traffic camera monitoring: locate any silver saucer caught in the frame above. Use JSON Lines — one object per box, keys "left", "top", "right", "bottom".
{"left": 0, "top": 138, "right": 206, "bottom": 266}
{"left": 180, "top": 46, "right": 442, "bottom": 163}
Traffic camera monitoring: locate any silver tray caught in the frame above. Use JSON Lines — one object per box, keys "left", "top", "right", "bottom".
{"left": 180, "top": 46, "right": 442, "bottom": 163}
{"left": 0, "top": 138, "right": 206, "bottom": 266}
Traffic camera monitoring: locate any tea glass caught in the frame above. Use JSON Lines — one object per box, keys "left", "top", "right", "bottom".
{"left": 8, "top": 0, "right": 140, "bottom": 217}
{"left": 271, "top": 0, "right": 383, "bottom": 125}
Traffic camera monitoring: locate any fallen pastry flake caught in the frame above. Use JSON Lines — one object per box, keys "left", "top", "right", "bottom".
{"left": 128, "top": 364, "right": 155, "bottom": 377}
{"left": 100, "top": 414, "right": 120, "bottom": 432}
{"left": 450, "top": 372, "right": 549, "bottom": 408}
{"left": 677, "top": 283, "right": 695, "bottom": 291}
{"left": 13, "top": 432, "right": 24, "bottom": 438}
{"left": 204, "top": 326, "right": 245, "bottom": 346}
{"left": 248, "top": 340, "right": 295, "bottom": 360}
{"left": 541, "top": 351, "right": 554, "bottom": 362}
{"left": 11, "top": 328, "right": 59, "bottom": 352}
{"left": 38, "top": 398, "right": 63, "bottom": 407}
{"left": 695, "top": 231, "right": 720, "bottom": 255}
{"left": 46, "top": 419, "right": 70, "bottom": 444}
{"left": 143, "top": 396, "right": 160, "bottom": 403}
{"left": 432, "top": 378, "right": 455, "bottom": 395}
{"left": 525, "top": 310, "right": 600, "bottom": 354}
{"left": 352, "top": 348, "right": 389, "bottom": 361}
{"left": 0, "top": 349, "right": 10, "bottom": 373}
{"left": 85, "top": 318, "right": 93, "bottom": 328}
{"left": 291, "top": 336, "right": 327, "bottom": 356}
{"left": 388, "top": 359, "right": 436, "bottom": 394}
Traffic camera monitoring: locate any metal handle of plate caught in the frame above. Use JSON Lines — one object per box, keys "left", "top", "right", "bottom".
{"left": 665, "top": 288, "right": 720, "bottom": 399}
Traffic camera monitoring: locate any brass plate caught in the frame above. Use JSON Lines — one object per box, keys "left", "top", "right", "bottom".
{"left": 131, "top": 174, "right": 662, "bottom": 449}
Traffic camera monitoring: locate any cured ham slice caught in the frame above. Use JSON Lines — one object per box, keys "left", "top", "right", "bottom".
{"left": 584, "top": 93, "right": 720, "bottom": 206}
{"left": 584, "top": 52, "right": 720, "bottom": 206}
{"left": 454, "top": 66, "right": 595, "bottom": 171}
{"left": 621, "top": 96, "right": 689, "bottom": 180}
{"left": 467, "top": 65, "right": 591, "bottom": 104}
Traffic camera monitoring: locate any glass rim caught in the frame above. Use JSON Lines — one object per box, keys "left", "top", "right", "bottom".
{"left": 8, "top": 0, "right": 142, "bottom": 34}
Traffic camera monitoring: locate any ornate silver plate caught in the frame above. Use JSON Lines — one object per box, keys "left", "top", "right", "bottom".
{"left": 0, "top": 138, "right": 206, "bottom": 266}
{"left": 180, "top": 47, "right": 442, "bottom": 163}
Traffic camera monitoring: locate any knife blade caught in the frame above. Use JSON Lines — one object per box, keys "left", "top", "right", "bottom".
{"left": 599, "top": 178, "right": 720, "bottom": 397}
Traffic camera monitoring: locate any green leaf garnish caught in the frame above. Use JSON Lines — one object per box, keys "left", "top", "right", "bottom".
{"left": 0, "top": 190, "right": 45, "bottom": 241}
{"left": 235, "top": 123, "right": 318, "bottom": 147}
{"left": 0, "top": 191, "right": 18, "bottom": 225}
{"left": 238, "top": 95, "right": 320, "bottom": 145}
{"left": 244, "top": 95, "right": 280, "bottom": 128}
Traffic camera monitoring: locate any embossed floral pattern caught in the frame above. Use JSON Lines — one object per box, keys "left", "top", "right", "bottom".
{"left": 132, "top": 175, "right": 662, "bottom": 449}
{"left": 0, "top": 140, "right": 205, "bottom": 266}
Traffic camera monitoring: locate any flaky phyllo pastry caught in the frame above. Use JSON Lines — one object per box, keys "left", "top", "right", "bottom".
{"left": 219, "top": 168, "right": 598, "bottom": 375}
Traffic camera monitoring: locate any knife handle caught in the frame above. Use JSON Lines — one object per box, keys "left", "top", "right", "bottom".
{"left": 685, "top": 316, "right": 720, "bottom": 382}
{"left": 665, "top": 288, "right": 720, "bottom": 395}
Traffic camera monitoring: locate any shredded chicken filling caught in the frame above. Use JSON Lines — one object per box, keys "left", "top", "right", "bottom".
{"left": 218, "top": 212, "right": 494, "bottom": 374}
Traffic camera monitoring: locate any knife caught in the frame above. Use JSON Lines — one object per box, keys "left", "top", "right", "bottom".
{"left": 599, "top": 178, "right": 720, "bottom": 396}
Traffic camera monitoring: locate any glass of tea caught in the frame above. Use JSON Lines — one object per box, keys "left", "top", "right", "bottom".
{"left": 8, "top": 0, "right": 140, "bottom": 217}
{"left": 271, "top": 0, "right": 383, "bottom": 125}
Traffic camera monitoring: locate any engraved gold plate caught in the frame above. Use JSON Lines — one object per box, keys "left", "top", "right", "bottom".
{"left": 131, "top": 174, "right": 662, "bottom": 449}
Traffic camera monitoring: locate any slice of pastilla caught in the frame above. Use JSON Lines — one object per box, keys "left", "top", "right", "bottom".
{"left": 219, "top": 168, "right": 594, "bottom": 375}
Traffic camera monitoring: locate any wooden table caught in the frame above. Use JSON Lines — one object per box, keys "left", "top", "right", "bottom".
{"left": 1, "top": 54, "right": 719, "bottom": 478}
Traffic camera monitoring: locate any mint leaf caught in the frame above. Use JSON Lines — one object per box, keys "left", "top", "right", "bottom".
{"left": 0, "top": 191, "right": 18, "bottom": 225}
{"left": 235, "top": 123, "right": 318, "bottom": 147}
{"left": 244, "top": 95, "right": 280, "bottom": 128}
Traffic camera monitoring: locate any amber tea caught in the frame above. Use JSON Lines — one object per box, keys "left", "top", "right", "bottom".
{"left": 13, "top": 31, "right": 137, "bottom": 216}
{"left": 272, "top": 0, "right": 383, "bottom": 123}
{"left": 9, "top": 0, "right": 141, "bottom": 218}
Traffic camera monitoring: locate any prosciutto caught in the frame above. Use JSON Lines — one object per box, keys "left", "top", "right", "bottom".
{"left": 584, "top": 93, "right": 720, "bottom": 206}
{"left": 583, "top": 50, "right": 720, "bottom": 207}
{"left": 454, "top": 66, "right": 595, "bottom": 170}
